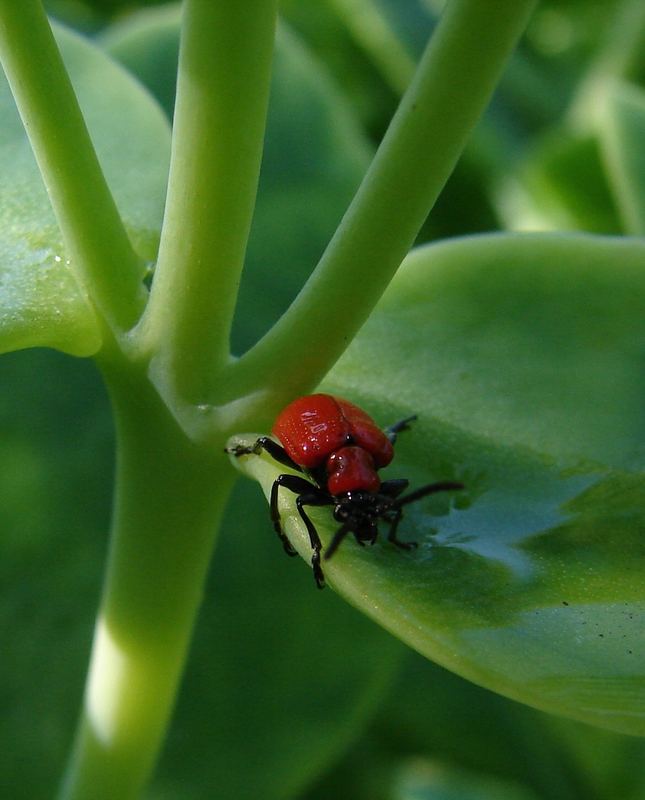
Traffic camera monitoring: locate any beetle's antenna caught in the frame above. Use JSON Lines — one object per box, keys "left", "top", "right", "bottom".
{"left": 396, "top": 481, "right": 464, "bottom": 507}
{"left": 385, "top": 414, "right": 418, "bottom": 444}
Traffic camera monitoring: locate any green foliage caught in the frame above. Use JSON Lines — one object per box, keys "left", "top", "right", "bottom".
{"left": 0, "top": 24, "right": 169, "bottom": 355}
{"left": 232, "top": 232, "right": 645, "bottom": 737}
{"left": 1, "top": 1, "right": 644, "bottom": 799}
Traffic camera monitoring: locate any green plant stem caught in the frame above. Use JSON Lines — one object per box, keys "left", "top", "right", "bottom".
{"left": 141, "top": 0, "right": 278, "bottom": 403}
{"left": 58, "top": 360, "right": 234, "bottom": 800}
{"left": 569, "top": 0, "right": 645, "bottom": 128}
{"left": 329, "top": 0, "right": 416, "bottom": 94}
{"left": 226, "top": 0, "right": 537, "bottom": 405}
{"left": 0, "top": 0, "right": 145, "bottom": 333}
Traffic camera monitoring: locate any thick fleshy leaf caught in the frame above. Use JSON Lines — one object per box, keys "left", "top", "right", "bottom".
{"left": 392, "top": 759, "right": 539, "bottom": 800}
{"left": 0, "top": 23, "right": 170, "bottom": 356}
{"left": 230, "top": 232, "right": 645, "bottom": 736}
{"left": 98, "top": 5, "right": 181, "bottom": 117}
{"left": 598, "top": 82, "right": 645, "bottom": 235}
{"left": 305, "top": 652, "right": 610, "bottom": 800}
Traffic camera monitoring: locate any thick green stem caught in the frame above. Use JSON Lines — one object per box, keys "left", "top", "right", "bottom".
{"left": 226, "top": 0, "right": 537, "bottom": 404}
{"left": 141, "top": 0, "right": 278, "bottom": 403}
{"left": 0, "top": 0, "right": 145, "bottom": 332}
{"left": 569, "top": 0, "right": 645, "bottom": 128}
{"left": 329, "top": 0, "right": 416, "bottom": 94}
{"left": 58, "top": 362, "right": 234, "bottom": 799}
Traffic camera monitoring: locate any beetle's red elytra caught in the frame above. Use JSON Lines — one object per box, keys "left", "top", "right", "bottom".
{"left": 227, "top": 394, "right": 463, "bottom": 588}
{"left": 272, "top": 394, "right": 394, "bottom": 486}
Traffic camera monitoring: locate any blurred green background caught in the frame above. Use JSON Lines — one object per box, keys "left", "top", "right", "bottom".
{"left": 2, "top": 1, "right": 645, "bottom": 798}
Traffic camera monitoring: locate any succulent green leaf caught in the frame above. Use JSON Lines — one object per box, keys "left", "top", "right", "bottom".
{"left": 230, "top": 232, "right": 645, "bottom": 736}
{"left": 0, "top": 23, "right": 170, "bottom": 356}
{"left": 0, "top": 244, "right": 99, "bottom": 357}
{"left": 392, "top": 759, "right": 540, "bottom": 800}
{"left": 98, "top": 5, "right": 182, "bottom": 119}
{"left": 598, "top": 82, "right": 645, "bottom": 235}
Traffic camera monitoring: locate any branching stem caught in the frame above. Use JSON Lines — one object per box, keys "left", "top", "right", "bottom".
{"left": 225, "top": 0, "right": 537, "bottom": 407}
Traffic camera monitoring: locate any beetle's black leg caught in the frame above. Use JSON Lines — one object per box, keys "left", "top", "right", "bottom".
{"left": 383, "top": 481, "right": 463, "bottom": 551}
{"left": 269, "top": 474, "right": 320, "bottom": 556}
{"left": 295, "top": 493, "right": 335, "bottom": 589}
{"left": 227, "top": 436, "right": 303, "bottom": 472}
{"left": 266, "top": 473, "right": 331, "bottom": 587}
{"left": 324, "top": 520, "right": 353, "bottom": 560}
{"left": 385, "top": 507, "right": 417, "bottom": 550}
{"left": 385, "top": 415, "right": 417, "bottom": 445}
{"left": 397, "top": 480, "right": 464, "bottom": 507}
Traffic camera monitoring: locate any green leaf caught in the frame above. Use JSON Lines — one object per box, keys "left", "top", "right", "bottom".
{"left": 392, "top": 759, "right": 539, "bottom": 800}
{"left": 98, "top": 5, "right": 181, "bottom": 118}
{"left": 0, "top": 23, "right": 170, "bottom": 356}
{"left": 598, "top": 82, "right": 645, "bottom": 235}
{"left": 310, "top": 653, "right": 593, "bottom": 800}
{"left": 547, "top": 713, "right": 645, "bottom": 799}
{"left": 0, "top": 352, "right": 114, "bottom": 798}
{"left": 230, "top": 232, "right": 645, "bottom": 736}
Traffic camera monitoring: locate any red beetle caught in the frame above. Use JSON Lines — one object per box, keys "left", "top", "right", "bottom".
{"left": 228, "top": 394, "right": 463, "bottom": 588}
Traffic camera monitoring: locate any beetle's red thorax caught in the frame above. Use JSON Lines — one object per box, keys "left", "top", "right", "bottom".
{"left": 326, "top": 446, "right": 380, "bottom": 494}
